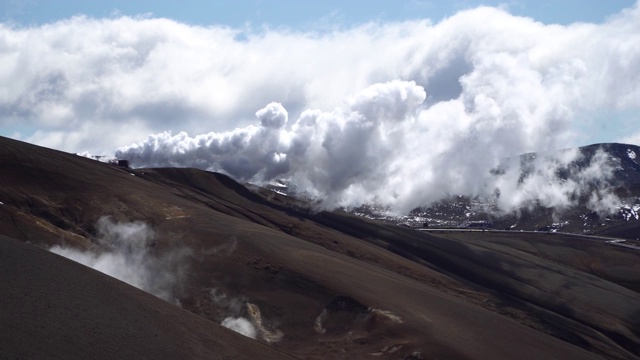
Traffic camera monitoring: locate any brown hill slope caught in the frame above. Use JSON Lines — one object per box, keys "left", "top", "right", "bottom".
{"left": 1, "top": 136, "right": 639, "bottom": 359}
{"left": 0, "top": 234, "right": 295, "bottom": 360}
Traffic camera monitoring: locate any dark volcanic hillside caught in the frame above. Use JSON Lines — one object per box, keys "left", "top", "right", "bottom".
{"left": 1, "top": 136, "right": 640, "bottom": 360}
{"left": 0, "top": 235, "right": 295, "bottom": 360}
{"left": 498, "top": 143, "right": 640, "bottom": 235}
{"left": 371, "top": 143, "right": 640, "bottom": 238}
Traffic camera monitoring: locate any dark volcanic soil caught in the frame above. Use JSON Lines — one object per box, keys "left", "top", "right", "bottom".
{"left": 1, "top": 136, "right": 639, "bottom": 360}
{"left": 0, "top": 235, "right": 295, "bottom": 360}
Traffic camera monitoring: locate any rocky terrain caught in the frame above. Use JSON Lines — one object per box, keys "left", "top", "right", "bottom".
{"left": 1, "top": 136, "right": 639, "bottom": 359}
{"left": 355, "top": 143, "right": 640, "bottom": 239}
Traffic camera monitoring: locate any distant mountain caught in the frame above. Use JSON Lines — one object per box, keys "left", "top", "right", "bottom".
{"left": 359, "top": 143, "right": 640, "bottom": 239}
{"left": 506, "top": 143, "right": 640, "bottom": 235}
{"left": 587, "top": 143, "right": 640, "bottom": 191}
{"left": 1, "top": 136, "right": 639, "bottom": 360}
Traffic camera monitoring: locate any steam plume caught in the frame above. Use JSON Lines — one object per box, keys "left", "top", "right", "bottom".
{"left": 221, "top": 317, "right": 257, "bottom": 339}
{"left": 117, "top": 81, "right": 621, "bottom": 213}
{"left": 50, "top": 216, "right": 190, "bottom": 304}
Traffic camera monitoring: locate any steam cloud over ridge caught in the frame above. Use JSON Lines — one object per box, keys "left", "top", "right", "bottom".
{"left": 3, "top": 3, "right": 640, "bottom": 211}
{"left": 117, "top": 81, "right": 620, "bottom": 213}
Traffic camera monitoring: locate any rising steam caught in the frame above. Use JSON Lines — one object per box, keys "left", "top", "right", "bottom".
{"left": 221, "top": 317, "right": 257, "bottom": 339}
{"left": 211, "top": 288, "right": 283, "bottom": 342}
{"left": 50, "top": 216, "right": 190, "bottom": 304}
{"left": 117, "top": 81, "right": 622, "bottom": 214}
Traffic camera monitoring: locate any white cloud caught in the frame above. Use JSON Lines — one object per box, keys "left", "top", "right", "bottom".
{"left": 3, "top": 3, "right": 640, "bottom": 211}
{"left": 0, "top": 4, "right": 634, "bottom": 153}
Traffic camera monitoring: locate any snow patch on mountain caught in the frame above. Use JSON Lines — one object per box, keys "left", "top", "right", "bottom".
{"left": 619, "top": 203, "right": 640, "bottom": 221}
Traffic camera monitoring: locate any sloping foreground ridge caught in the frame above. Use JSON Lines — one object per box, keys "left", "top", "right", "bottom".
{"left": 0, "top": 135, "right": 639, "bottom": 360}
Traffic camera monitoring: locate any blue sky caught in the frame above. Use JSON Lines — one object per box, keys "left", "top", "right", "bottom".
{"left": 2, "top": 0, "right": 635, "bottom": 29}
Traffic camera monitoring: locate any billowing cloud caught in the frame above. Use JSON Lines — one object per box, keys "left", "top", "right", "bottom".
{"left": 116, "top": 80, "right": 619, "bottom": 213}
{"left": 1, "top": 4, "right": 639, "bottom": 153}
{"left": 3, "top": 3, "right": 640, "bottom": 212}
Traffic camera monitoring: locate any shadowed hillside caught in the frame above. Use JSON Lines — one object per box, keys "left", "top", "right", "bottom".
{"left": 0, "top": 235, "right": 295, "bottom": 360}
{"left": 1, "top": 136, "right": 639, "bottom": 360}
